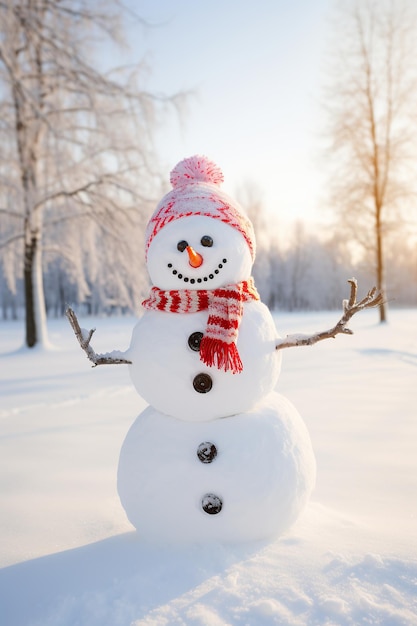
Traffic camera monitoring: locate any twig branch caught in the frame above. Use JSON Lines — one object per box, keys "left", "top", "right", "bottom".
{"left": 66, "top": 307, "right": 132, "bottom": 366}
{"left": 0, "top": 208, "right": 25, "bottom": 219}
{"left": 0, "top": 232, "right": 25, "bottom": 249}
{"left": 276, "top": 278, "right": 384, "bottom": 351}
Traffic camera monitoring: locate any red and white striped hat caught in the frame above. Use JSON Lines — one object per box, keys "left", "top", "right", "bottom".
{"left": 145, "top": 155, "right": 256, "bottom": 260}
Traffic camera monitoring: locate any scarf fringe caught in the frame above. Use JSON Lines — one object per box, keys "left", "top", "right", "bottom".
{"left": 200, "top": 337, "right": 243, "bottom": 374}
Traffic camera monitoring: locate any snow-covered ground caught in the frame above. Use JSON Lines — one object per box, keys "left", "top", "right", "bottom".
{"left": 0, "top": 307, "right": 416, "bottom": 625}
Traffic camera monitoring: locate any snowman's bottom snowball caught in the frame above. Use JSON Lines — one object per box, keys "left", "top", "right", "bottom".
{"left": 117, "top": 392, "right": 316, "bottom": 543}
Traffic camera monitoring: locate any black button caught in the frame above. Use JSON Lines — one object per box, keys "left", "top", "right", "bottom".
{"left": 197, "top": 442, "right": 217, "bottom": 463}
{"left": 188, "top": 331, "right": 203, "bottom": 352}
{"left": 193, "top": 373, "right": 213, "bottom": 394}
{"left": 202, "top": 493, "right": 222, "bottom": 515}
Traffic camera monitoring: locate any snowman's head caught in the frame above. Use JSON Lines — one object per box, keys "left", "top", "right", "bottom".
{"left": 145, "top": 156, "right": 256, "bottom": 291}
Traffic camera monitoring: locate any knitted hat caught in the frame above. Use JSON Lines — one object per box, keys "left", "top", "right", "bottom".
{"left": 145, "top": 155, "right": 256, "bottom": 260}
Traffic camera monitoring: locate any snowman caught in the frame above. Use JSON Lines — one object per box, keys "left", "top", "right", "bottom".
{"left": 67, "top": 155, "right": 382, "bottom": 543}
{"left": 117, "top": 155, "right": 316, "bottom": 543}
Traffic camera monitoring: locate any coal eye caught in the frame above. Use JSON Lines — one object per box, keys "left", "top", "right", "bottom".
{"left": 177, "top": 240, "right": 188, "bottom": 252}
{"left": 201, "top": 235, "right": 213, "bottom": 247}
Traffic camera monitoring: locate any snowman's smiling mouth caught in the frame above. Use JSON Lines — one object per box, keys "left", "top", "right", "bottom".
{"left": 167, "top": 258, "right": 228, "bottom": 285}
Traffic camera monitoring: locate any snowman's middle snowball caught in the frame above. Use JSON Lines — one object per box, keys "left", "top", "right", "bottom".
{"left": 128, "top": 301, "right": 281, "bottom": 421}
{"left": 142, "top": 278, "right": 260, "bottom": 374}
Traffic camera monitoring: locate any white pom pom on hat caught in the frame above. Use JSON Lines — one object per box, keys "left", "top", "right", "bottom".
{"left": 145, "top": 155, "right": 256, "bottom": 260}
{"left": 170, "top": 155, "right": 224, "bottom": 188}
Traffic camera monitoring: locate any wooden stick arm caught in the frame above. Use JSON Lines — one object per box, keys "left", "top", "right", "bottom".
{"left": 276, "top": 278, "right": 384, "bottom": 351}
{"left": 67, "top": 279, "right": 383, "bottom": 360}
{"left": 66, "top": 307, "right": 132, "bottom": 366}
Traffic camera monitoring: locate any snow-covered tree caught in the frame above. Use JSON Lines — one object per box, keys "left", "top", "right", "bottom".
{"left": 0, "top": 0, "right": 168, "bottom": 347}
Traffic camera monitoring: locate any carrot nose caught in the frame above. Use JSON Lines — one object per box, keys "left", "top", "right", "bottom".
{"left": 186, "top": 245, "right": 203, "bottom": 268}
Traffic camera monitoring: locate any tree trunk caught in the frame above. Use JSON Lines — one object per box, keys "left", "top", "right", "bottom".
{"left": 24, "top": 233, "right": 48, "bottom": 348}
{"left": 376, "top": 210, "right": 388, "bottom": 323}
{"left": 24, "top": 237, "right": 36, "bottom": 347}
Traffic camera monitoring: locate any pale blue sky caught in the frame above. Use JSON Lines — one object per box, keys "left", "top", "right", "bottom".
{"left": 125, "top": 1, "right": 335, "bottom": 225}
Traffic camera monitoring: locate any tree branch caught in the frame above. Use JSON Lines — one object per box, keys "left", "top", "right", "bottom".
{"left": 34, "top": 176, "right": 111, "bottom": 210}
{"left": 66, "top": 307, "right": 132, "bottom": 366}
{"left": 0, "top": 232, "right": 24, "bottom": 249}
{"left": 276, "top": 278, "right": 384, "bottom": 351}
{"left": 0, "top": 208, "right": 24, "bottom": 219}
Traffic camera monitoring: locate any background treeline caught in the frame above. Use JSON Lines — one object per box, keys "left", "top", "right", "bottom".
{"left": 1, "top": 0, "right": 417, "bottom": 341}
{"left": 1, "top": 213, "right": 415, "bottom": 320}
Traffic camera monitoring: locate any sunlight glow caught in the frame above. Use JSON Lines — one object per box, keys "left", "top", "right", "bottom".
{"left": 123, "top": 0, "right": 334, "bottom": 224}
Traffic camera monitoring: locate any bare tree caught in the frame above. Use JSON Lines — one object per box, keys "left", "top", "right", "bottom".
{"left": 323, "top": 0, "right": 417, "bottom": 322}
{"left": 0, "top": 0, "right": 170, "bottom": 347}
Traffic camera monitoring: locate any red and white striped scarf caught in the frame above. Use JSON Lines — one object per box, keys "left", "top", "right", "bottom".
{"left": 142, "top": 278, "right": 260, "bottom": 374}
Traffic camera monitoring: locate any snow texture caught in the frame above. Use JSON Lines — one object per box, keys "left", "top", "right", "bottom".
{"left": 128, "top": 302, "right": 280, "bottom": 421}
{"left": 117, "top": 392, "right": 315, "bottom": 542}
{"left": 1, "top": 309, "right": 416, "bottom": 625}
